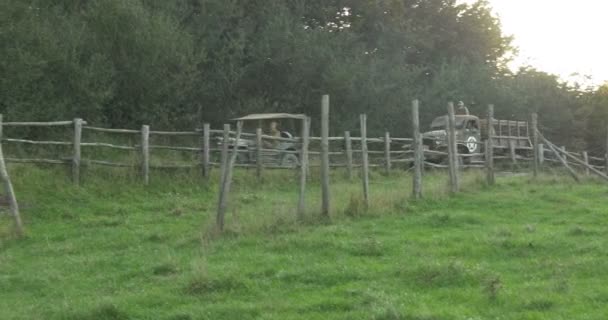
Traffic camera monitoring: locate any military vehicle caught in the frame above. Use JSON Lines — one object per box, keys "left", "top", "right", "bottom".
{"left": 215, "top": 113, "right": 307, "bottom": 168}
{"left": 422, "top": 113, "right": 531, "bottom": 164}
{"left": 422, "top": 114, "right": 482, "bottom": 164}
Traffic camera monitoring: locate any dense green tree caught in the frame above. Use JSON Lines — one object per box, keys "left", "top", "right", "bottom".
{"left": 1, "top": 0, "right": 200, "bottom": 128}
{"left": 0, "top": 0, "right": 603, "bottom": 149}
{"left": 579, "top": 84, "right": 608, "bottom": 155}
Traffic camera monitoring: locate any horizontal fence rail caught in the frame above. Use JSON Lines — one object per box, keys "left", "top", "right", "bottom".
{"left": 83, "top": 126, "right": 139, "bottom": 134}
{"left": 4, "top": 121, "right": 77, "bottom": 127}
{"left": 3, "top": 138, "right": 72, "bottom": 146}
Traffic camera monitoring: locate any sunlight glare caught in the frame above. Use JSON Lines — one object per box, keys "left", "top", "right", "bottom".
{"left": 461, "top": 0, "right": 608, "bottom": 86}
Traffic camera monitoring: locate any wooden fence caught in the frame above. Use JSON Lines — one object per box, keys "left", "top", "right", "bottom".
{"left": 0, "top": 118, "right": 520, "bottom": 183}
{"left": 0, "top": 118, "right": 420, "bottom": 184}
{"left": 2, "top": 97, "right": 608, "bottom": 234}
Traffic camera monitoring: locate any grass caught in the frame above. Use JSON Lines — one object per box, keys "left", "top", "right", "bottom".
{"left": 1, "top": 165, "right": 608, "bottom": 319}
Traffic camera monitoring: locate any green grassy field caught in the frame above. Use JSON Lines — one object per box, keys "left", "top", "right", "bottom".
{"left": 1, "top": 166, "right": 607, "bottom": 320}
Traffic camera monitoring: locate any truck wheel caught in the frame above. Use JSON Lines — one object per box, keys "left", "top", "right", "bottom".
{"left": 281, "top": 154, "right": 300, "bottom": 168}
{"left": 458, "top": 146, "right": 471, "bottom": 165}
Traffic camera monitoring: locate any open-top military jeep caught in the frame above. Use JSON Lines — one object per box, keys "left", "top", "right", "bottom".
{"left": 216, "top": 113, "right": 307, "bottom": 168}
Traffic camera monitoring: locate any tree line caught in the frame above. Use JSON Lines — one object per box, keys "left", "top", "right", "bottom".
{"left": 2, "top": 0, "right": 607, "bottom": 153}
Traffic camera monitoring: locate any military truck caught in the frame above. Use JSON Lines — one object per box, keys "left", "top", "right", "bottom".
{"left": 422, "top": 114, "right": 531, "bottom": 164}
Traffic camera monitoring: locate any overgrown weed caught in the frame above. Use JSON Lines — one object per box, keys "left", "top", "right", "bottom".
{"left": 350, "top": 237, "right": 384, "bottom": 257}
{"left": 398, "top": 260, "right": 486, "bottom": 288}
{"left": 483, "top": 275, "right": 503, "bottom": 301}
{"left": 63, "top": 303, "right": 129, "bottom": 320}
{"left": 344, "top": 193, "right": 367, "bottom": 217}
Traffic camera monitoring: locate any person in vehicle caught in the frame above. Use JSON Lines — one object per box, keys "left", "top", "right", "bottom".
{"left": 269, "top": 121, "right": 280, "bottom": 138}
{"left": 457, "top": 101, "right": 470, "bottom": 115}
{"left": 265, "top": 121, "right": 281, "bottom": 148}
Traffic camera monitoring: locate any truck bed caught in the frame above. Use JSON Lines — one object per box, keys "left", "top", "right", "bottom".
{"left": 480, "top": 119, "right": 532, "bottom": 150}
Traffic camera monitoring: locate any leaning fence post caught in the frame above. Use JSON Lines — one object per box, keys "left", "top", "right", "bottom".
{"left": 344, "top": 131, "right": 353, "bottom": 180}
{"left": 321, "top": 95, "right": 331, "bottom": 217}
{"left": 297, "top": 117, "right": 311, "bottom": 220}
{"left": 412, "top": 100, "right": 423, "bottom": 199}
{"left": 202, "top": 123, "right": 211, "bottom": 180}
{"left": 486, "top": 105, "right": 495, "bottom": 186}
{"left": 541, "top": 135, "right": 580, "bottom": 182}
{"left": 447, "top": 103, "right": 459, "bottom": 193}
{"left": 141, "top": 125, "right": 150, "bottom": 185}
{"left": 72, "top": 118, "right": 83, "bottom": 186}
{"left": 0, "top": 115, "right": 24, "bottom": 236}
{"left": 384, "top": 131, "right": 391, "bottom": 175}
{"left": 531, "top": 113, "right": 539, "bottom": 177}
{"left": 549, "top": 139, "right": 608, "bottom": 182}
{"left": 216, "top": 121, "right": 243, "bottom": 231}
{"left": 256, "top": 127, "right": 263, "bottom": 181}
{"left": 360, "top": 114, "right": 370, "bottom": 208}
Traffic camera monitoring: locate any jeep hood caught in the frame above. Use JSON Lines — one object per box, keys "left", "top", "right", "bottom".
{"left": 216, "top": 137, "right": 252, "bottom": 147}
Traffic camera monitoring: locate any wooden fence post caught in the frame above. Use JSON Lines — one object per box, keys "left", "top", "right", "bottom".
{"left": 509, "top": 139, "right": 517, "bottom": 166}
{"left": 498, "top": 120, "right": 503, "bottom": 146}
{"left": 72, "top": 118, "right": 83, "bottom": 185}
{"left": 219, "top": 124, "right": 230, "bottom": 188}
{"left": 216, "top": 121, "right": 243, "bottom": 231}
{"left": 531, "top": 113, "right": 539, "bottom": 177}
{"left": 539, "top": 134, "right": 580, "bottom": 182}
{"left": 297, "top": 117, "right": 311, "bottom": 220}
{"left": 582, "top": 151, "right": 590, "bottom": 176}
{"left": 0, "top": 115, "right": 24, "bottom": 236}
{"left": 517, "top": 122, "right": 521, "bottom": 143}
{"left": 486, "top": 105, "right": 495, "bottom": 186}
{"left": 344, "top": 131, "right": 353, "bottom": 180}
{"left": 538, "top": 143, "right": 544, "bottom": 165}
{"left": 547, "top": 138, "right": 608, "bottom": 182}
{"left": 256, "top": 127, "right": 263, "bottom": 181}
{"left": 447, "top": 103, "right": 459, "bottom": 193}
{"left": 202, "top": 123, "right": 210, "bottom": 180}
{"left": 321, "top": 95, "right": 331, "bottom": 217}
{"left": 360, "top": 114, "right": 370, "bottom": 208}
{"left": 384, "top": 131, "right": 391, "bottom": 175}
{"left": 141, "top": 125, "right": 150, "bottom": 185}
{"left": 412, "top": 100, "right": 423, "bottom": 199}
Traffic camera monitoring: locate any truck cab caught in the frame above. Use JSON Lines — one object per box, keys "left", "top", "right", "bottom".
{"left": 422, "top": 115, "right": 482, "bottom": 163}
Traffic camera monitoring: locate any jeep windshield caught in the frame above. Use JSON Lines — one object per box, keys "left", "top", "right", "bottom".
{"left": 430, "top": 116, "right": 466, "bottom": 130}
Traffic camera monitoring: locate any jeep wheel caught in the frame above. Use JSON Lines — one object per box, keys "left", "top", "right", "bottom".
{"left": 281, "top": 154, "right": 300, "bottom": 169}
{"left": 235, "top": 152, "right": 249, "bottom": 164}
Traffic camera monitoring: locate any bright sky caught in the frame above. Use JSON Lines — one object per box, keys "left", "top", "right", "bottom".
{"left": 462, "top": 0, "right": 608, "bottom": 87}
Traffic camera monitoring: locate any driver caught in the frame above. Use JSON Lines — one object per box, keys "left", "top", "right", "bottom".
{"left": 264, "top": 121, "right": 281, "bottom": 148}
{"left": 457, "top": 101, "right": 470, "bottom": 115}
{"left": 269, "top": 121, "right": 280, "bottom": 138}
